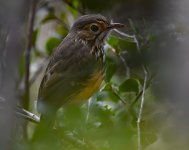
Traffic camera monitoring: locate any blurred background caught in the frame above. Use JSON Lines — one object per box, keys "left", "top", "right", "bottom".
{"left": 0, "top": 0, "right": 189, "bottom": 149}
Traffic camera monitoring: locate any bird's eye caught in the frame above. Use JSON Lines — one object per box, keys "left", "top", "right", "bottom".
{"left": 90, "top": 24, "right": 99, "bottom": 33}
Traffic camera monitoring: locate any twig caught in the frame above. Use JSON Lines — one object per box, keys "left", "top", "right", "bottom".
{"left": 114, "top": 29, "right": 139, "bottom": 47}
{"left": 23, "top": 0, "right": 39, "bottom": 138}
{"left": 112, "top": 29, "right": 139, "bottom": 78}
{"left": 0, "top": 96, "right": 40, "bottom": 123}
{"left": 129, "top": 73, "right": 155, "bottom": 108}
{"left": 114, "top": 29, "right": 148, "bottom": 150}
{"left": 105, "top": 43, "right": 130, "bottom": 78}
{"left": 132, "top": 29, "right": 148, "bottom": 150}
{"left": 24, "top": 0, "right": 39, "bottom": 109}
{"left": 137, "top": 66, "right": 147, "bottom": 150}
{"left": 118, "top": 52, "right": 130, "bottom": 78}
{"left": 85, "top": 97, "right": 92, "bottom": 125}
{"left": 107, "top": 29, "right": 141, "bottom": 106}
{"left": 124, "top": 28, "right": 156, "bottom": 107}
{"left": 15, "top": 106, "right": 40, "bottom": 124}
{"left": 134, "top": 29, "right": 147, "bottom": 150}
{"left": 111, "top": 85, "right": 127, "bottom": 106}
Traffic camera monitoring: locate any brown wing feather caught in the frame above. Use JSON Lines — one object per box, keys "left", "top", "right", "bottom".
{"left": 37, "top": 34, "right": 103, "bottom": 112}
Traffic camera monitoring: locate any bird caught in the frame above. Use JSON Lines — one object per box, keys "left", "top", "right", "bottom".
{"left": 37, "top": 14, "right": 124, "bottom": 126}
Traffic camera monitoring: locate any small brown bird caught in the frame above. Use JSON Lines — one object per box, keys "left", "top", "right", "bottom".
{"left": 37, "top": 14, "right": 124, "bottom": 125}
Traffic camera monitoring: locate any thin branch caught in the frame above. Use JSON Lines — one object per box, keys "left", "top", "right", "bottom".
{"left": 129, "top": 73, "right": 155, "bottom": 108}
{"left": 112, "top": 29, "right": 139, "bottom": 78}
{"left": 85, "top": 97, "right": 92, "bottom": 125}
{"left": 137, "top": 66, "right": 147, "bottom": 150}
{"left": 101, "top": 82, "right": 127, "bottom": 106}
{"left": 111, "top": 85, "right": 127, "bottom": 106}
{"left": 15, "top": 106, "right": 40, "bottom": 124}
{"left": 118, "top": 52, "right": 130, "bottom": 78}
{"left": 24, "top": 0, "right": 39, "bottom": 109}
{"left": 105, "top": 43, "right": 130, "bottom": 78}
{"left": 23, "top": 0, "right": 39, "bottom": 139}
{"left": 113, "top": 29, "right": 149, "bottom": 150}
{"left": 133, "top": 29, "right": 147, "bottom": 150}
{"left": 114, "top": 29, "right": 139, "bottom": 47}
{"left": 0, "top": 97, "right": 40, "bottom": 123}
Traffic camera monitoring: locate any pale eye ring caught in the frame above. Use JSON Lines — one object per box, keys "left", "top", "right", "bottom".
{"left": 90, "top": 24, "right": 100, "bottom": 33}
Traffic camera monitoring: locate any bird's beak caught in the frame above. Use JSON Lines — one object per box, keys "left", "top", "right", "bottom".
{"left": 98, "top": 22, "right": 125, "bottom": 42}
{"left": 107, "top": 23, "right": 125, "bottom": 30}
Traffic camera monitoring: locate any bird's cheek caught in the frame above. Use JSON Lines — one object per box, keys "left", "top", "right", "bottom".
{"left": 78, "top": 31, "right": 95, "bottom": 40}
{"left": 85, "top": 35, "right": 96, "bottom": 40}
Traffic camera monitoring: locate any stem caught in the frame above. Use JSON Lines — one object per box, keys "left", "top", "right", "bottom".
{"left": 114, "top": 29, "right": 149, "bottom": 150}
{"left": 137, "top": 66, "right": 147, "bottom": 150}
{"left": 111, "top": 86, "right": 127, "bottom": 106}
{"left": 15, "top": 106, "right": 40, "bottom": 124}
{"left": 24, "top": 0, "right": 39, "bottom": 138}
{"left": 118, "top": 52, "right": 130, "bottom": 78}
{"left": 114, "top": 29, "right": 139, "bottom": 46}
{"left": 130, "top": 73, "right": 155, "bottom": 108}
{"left": 24, "top": 0, "right": 38, "bottom": 110}
{"left": 85, "top": 97, "right": 92, "bottom": 125}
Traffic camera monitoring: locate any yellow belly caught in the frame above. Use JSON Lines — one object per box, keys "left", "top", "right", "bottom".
{"left": 71, "top": 70, "right": 104, "bottom": 103}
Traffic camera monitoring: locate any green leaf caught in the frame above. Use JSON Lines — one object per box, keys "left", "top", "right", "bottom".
{"left": 102, "top": 82, "right": 112, "bottom": 91}
{"left": 45, "top": 37, "right": 61, "bottom": 55}
{"left": 119, "top": 39, "right": 138, "bottom": 52}
{"left": 119, "top": 78, "right": 139, "bottom": 93}
{"left": 56, "top": 25, "right": 68, "bottom": 36}
{"left": 73, "top": 0, "right": 79, "bottom": 8}
{"left": 138, "top": 78, "right": 144, "bottom": 86}
{"left": 105, "top": 57, "right": 117, "bottom": 82}
{"left": 105, "top": 62, "right": 117, "bottom": 82}
{"left": 108, "top": 36, "right": 119, "bottom": 47}
{"left": 66, "top": 0, "right": 79, "bottom": 17}
{"left": 41, "top": 12, "right": 57, "bottom": 24}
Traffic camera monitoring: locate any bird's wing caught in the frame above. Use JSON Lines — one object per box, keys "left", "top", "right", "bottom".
{"left": 37, "top": 39, "right": 99, "bottom": 111}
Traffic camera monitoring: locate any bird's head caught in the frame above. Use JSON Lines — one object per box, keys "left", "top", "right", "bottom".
{"left": 70, "top": 14, "right": 124, "bottom": 47}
